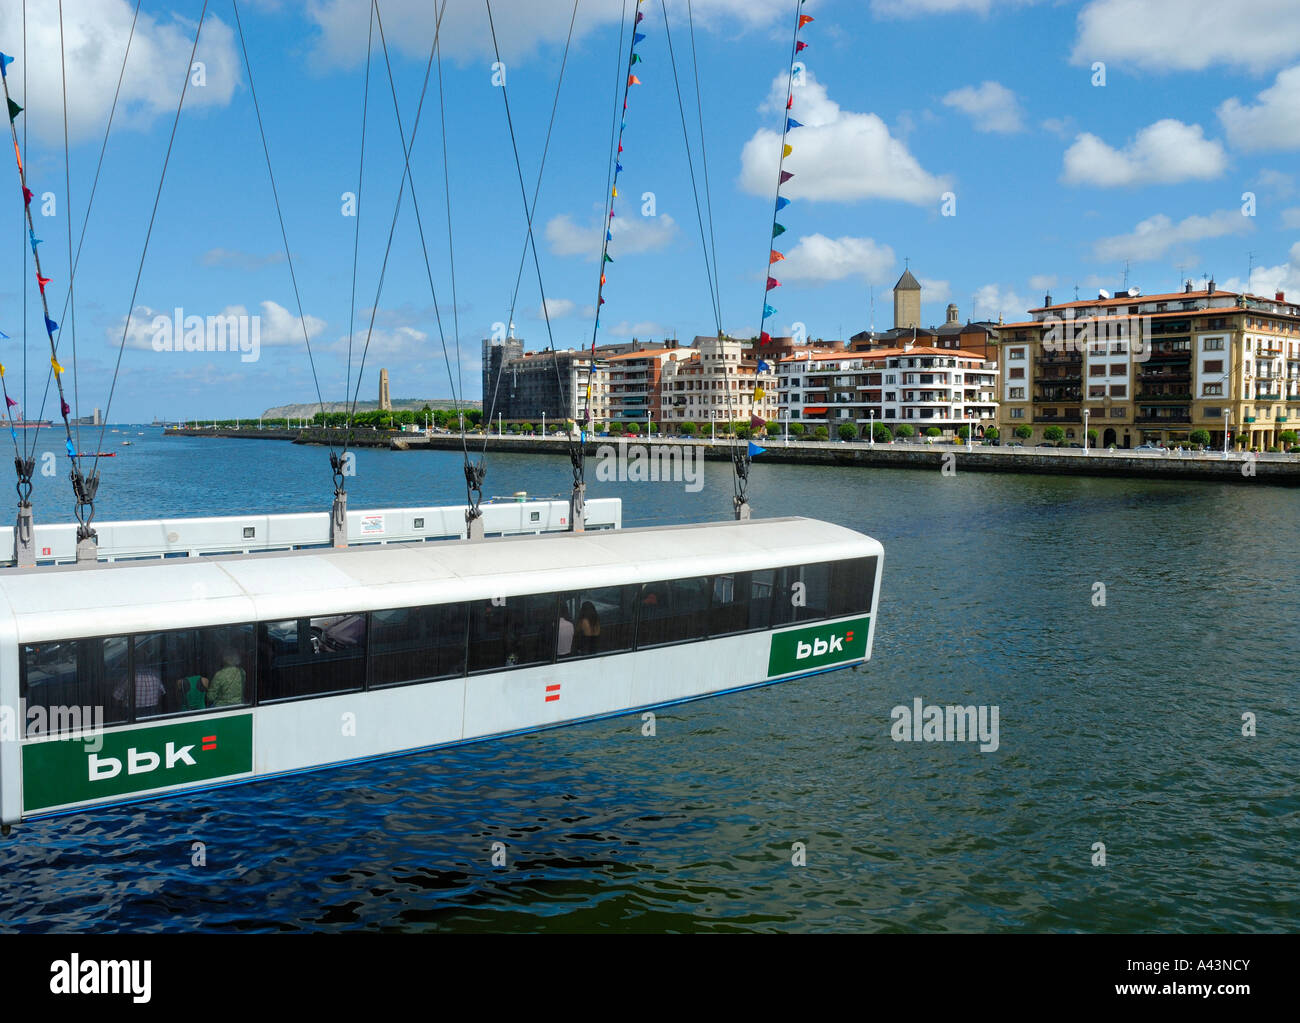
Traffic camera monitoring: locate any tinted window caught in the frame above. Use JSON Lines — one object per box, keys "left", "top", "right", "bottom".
{"left": 371, "top": 603, "right": 468, "bottom": 687}
{"left": 558, "top": 585, "right": 637, "bottom": 659}
{"left": 258, "top": 615, "right": 366, "bottom": 701}
{"left": 468, "top": 594, "right": 558, "bottom": 673}
{"left": 21, "top": 637, "right": 128, "bottom": 735}
{"left": 829, "top": 557, "right": 876, "bottom": 618}
{"left": 135, "top": 624, "right": 254, "bottom": 718}
{"left": 710, "top": 569, "right": 782, "bottom": 635}
{"left": 637, "top": 577, "right": 710, "bottom": 648}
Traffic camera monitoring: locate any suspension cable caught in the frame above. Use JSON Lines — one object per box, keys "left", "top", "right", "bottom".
{"left": 343, "top": 0, "right": 449, "bottom": 456}
{"left": 90, "top": 0, "right": 212, "bottom": 498}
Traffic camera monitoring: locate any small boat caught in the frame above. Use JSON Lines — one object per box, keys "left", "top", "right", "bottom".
{"left": 73, "top": 452, "right": 116, "bottom": 459}
{"left": 120, "top": 440, "right": 132, "bottom": 446}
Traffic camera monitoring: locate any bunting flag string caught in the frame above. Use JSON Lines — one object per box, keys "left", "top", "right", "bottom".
{"left": 751, "top": 0, "right": 817, "bottom": 423}
{"left": 0, "top": 49, "right": 82, "bottom": 458}
{"left": 583, "top": 0, "right": 649, "bottom": 428}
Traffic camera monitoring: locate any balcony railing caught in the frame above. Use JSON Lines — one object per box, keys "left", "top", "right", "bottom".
{"left": 1036, "top": 412, "right": 1082, "bottom": 423}
{"left": 1135, "top": 413, "right": 1191, "bottom": 424}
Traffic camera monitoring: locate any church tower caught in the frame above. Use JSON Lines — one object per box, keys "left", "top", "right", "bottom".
{"left": 893, "top": 268, "right": 922, "bottom": 330}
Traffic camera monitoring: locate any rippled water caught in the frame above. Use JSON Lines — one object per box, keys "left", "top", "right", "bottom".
{"left": 2, "top": 430, "right": 1296, "bottom": 931}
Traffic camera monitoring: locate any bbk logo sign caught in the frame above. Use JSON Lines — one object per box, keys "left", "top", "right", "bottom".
{"left": 23, "top": 714, "right": 253, "bottom": 814}
{"left": 88, "top": 738, "right": 207, "bottom": 781}
{"left": 768, "top": 616, "right": 870, "bottom": 677}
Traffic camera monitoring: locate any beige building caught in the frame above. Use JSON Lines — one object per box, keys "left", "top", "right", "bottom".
{"left": 997, "top": 283, "right": 1300, "bottom": 449}
{"left": 659, "top": 336, "right": 779, "bottom": 431}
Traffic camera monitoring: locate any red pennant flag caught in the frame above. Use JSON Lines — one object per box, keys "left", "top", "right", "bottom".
{"left": 799, "top": 15, "right": 814, "bottom": 27}
{"left": 22, "top": 186, "right": 32, "bottom": 205}
{"left": 769, "top": 250, "right": 784, "bottom": 264}
{"left": 61, "top": 399, "right": 70, "bottom": 417}
{"left": 750, "top": 415, "right": 765, "bottom": 429}
{"left": 37, "top": 274, "right": 50, "bottom": 292}
{"left": 628, "top": 74, "right": 641, "bottom": 86}
{"left": 796, "top": 41, "right": 807, "bottom": 52}
{"left": 780, "top": 170, "right": 794, "bottom": 184}
{"left": 766, "top": 277, "right": 781, "bottom": 290}
{"left": 618, "top": 142, "right": 623, "bottom": 153}
{"left": 786, "top": 95, "right": 793, "bottom": 110}
{"left": 5, "top": 396, "right": 16, "bottom": 408}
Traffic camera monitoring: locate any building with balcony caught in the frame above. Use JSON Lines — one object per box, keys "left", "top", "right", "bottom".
{"left": 998, "top": 282, "right": 1300, "bottom": 448}
{"left": 604, "top": 346, "right": 681, "bottom": 428}
{"left": 658, "top": 336, "right": 779, "bottom": 431}
{"left": 490, "top": 348, "right": 608, "bottom": 427}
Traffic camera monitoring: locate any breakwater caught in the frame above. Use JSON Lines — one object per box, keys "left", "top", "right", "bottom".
{"left": 164, "top": 427, "right": 1300, "bottom": 485}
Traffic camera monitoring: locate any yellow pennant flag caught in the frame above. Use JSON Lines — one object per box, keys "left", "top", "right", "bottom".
{"left": 754, "top": 386, "right": 766, "bottom": 399}
{"left": 0, "top": 363, "right": 6, "bottom": 377}
{"left": 612, "top": 185, "right": 618, "bottom": 198}
{"left": 783, "top": 144, "right": 792, "bottom": 158}
{"left": 51, "top": 357, "right": 63, "bottom": 375}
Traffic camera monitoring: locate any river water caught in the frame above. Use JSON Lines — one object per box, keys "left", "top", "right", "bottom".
{"left": 1, "top": 429, "right": 1295, "bottom": 931}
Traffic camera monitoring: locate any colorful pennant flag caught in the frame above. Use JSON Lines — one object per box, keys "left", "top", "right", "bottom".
{"left": 23, "top": 186, "right": 32, "bottom": 205}
{"left": 45, "top": 316, "right": 58, "bottom": 334}
{"left": 787, "top": 118, "right": 803, "bottom": 131}
{"left": 770, "top": 250, "right": 784, "bottom": 264}
{"left": 628, "top": 74, "right": 641, "bottom": 86}
{"left": 757, "top": 359, "right": 771, "bottom": 373}
{"left": 60, "top": 399, "right": 70, "bottom": 417}
{"left": 799, "top": 15, "right": 814, "bottom": 27}
{"left": 780, "top": 170, "right": 794, "bottom": 184}
{"left": 748, "top": 440, "right": 766, "bottom": 457}
{"left": 796, "top": 41, "right": 807, "bottom": 53}
{"left": 776, "top": 196, "right": 790, "bottom": 211}
{"left": 755, "top": 386, "right": 766, "bottom": 399}
{"left": 37, "top": 274, "right": 50, "bottom": 293}
{"left": 5, "top": 396, "right": 15, "bottom": 408}
{"left": 51, "top": 356, "right": 63, "bottom": 375}
{"left": 65, "top": 438, "right": 76, "bottom": 459}
{"left": 750, "top": 414, "right": 765, "bottom": 429}
{"left": 760, "top": 332, "right": 772, "bottom": 344}
{"left": 7, "top": 98, "right": 21, "bottom": 122}
{"left": 783, "top": 144, "right": 792, "bottom": 158}
{"left": 772, "top": 223, "right": 786, "bottom": 237}
{"left": 0, "top": 53, "right": 12, "bottom": 78}
{"left": 763, "top": 304, "right": 777, "bottom": 318}
{"left": 765, "top": 277, "right": 781, "bottom": 291}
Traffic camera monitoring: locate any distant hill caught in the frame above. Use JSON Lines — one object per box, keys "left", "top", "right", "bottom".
{"left": 261, "top": 398, "right": 482, "bottom": 419}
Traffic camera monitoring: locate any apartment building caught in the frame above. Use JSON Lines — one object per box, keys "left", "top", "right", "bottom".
{"left": 997, "top": 283, "right": 1300, "bottom": 448}
{"left": 604, "top": 346, "right": 680, "bottom": 427}
{"left": 659, "top": 336, "right": 779, "bottom": 431}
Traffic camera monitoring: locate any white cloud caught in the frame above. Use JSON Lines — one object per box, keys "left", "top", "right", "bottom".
{"left": 301, "top": 0, "right": 793, "bottom": 68}
{"left": 110, "top": 300, "right": 325, "bottom": 350}
{"left": 1041, "top": 117, "right": 1074, "bottom": 138}
{"left": 1072, "top": 0, "right": 1300, "bottom": 74}
{"left": 1028, "top": 274, "right": 1058, "bottom": 290}
{"left": 779, "top": 234, "right": 895, "bottom": 285}
{"left": 0, "top": 0, "right": 239, "bottom": 145}
{"left": 1282, "top": 208, "right": 1300, "bottom": 229}
{"left": 1218, "top": 66, "right": 1300, "bottom": 152}
{"left": 1257, "top": 169, "right": 1295, "bottom": 196}
{"left": 972, "top": 284, "right": 1029, "bottom": 322}
{"left": 1062, "top": 120, "right": 1227, "bottom": 187}
{"left": 329, "top": 324, "right": 427, "bottom": 358}
{"left": 539, "top": 298, "right": 576, "bottom": 320}
{"left": 942, "top": 81, "right": 1024, "bottom": 134}
{"left": 545, "top": 211, "right": 678, "bottom": 261}
{"left": 872, "top": 0, "right": 1035, "bottom": 15}
{"left": 740, "top": 72, "right": 950, "bottom": 205}
{"left": 1220, "top": 243, "right": 1300, "bottom": 297}
{"left": 918, "top": 278, "right": 952, "bottom": 305}
{"left": 1092, "top": 209, "right": 1252, "bottom": 263}
{"left": 600, "top": 320, "right": 665, "bottom": 339}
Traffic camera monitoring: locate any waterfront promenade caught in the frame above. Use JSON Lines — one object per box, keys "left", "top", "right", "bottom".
{"left": 165, "top": 426, "right": 1300, "bottom": 485}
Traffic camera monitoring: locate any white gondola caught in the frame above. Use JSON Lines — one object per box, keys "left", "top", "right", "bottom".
{"left": 0, "top": 517, "right": 882, "bottom": 825}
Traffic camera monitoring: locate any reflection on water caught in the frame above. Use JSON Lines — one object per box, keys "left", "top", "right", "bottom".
{"left": 1, "top": 432, "right": 1296, "bottom": 931}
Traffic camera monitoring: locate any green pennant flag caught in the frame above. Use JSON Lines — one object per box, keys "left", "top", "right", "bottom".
{"left": 772, "top": 223, "right": 786, "bottom": 238}
{"left": 631, "top": 53, "right": 642, "bottom": 64}
{"left": 604, "top": 253, "right": 614, "bottom": 263}
{"left": 7, "top": 98, "right": 21, "bottom": 122}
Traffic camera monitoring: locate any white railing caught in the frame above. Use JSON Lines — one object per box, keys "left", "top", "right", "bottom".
{"left": 0, "top": 498, "right": 622, "bottom": 567}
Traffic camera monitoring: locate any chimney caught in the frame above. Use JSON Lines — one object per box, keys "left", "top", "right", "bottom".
{"left": 1044, "top": 293, "right": 1053, "bottom": 307}
{"left": 1276, "top": 291, "right": 1285, "bottom": 302}
{"left": 1208, "top": 279, "right": 1216, "bottom": 294}
{"left": 1184, "top": 281, "right": 1193, "bottom": 293}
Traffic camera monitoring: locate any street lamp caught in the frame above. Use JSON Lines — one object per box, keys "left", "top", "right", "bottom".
{"left": 1082, "top": 408, "right": 1090, "bottom": 456}
{"left": 869, "top": 408, "right": 875, "bottom": 447}
{"left": 967, "top": 413, "right": 974, "bottom": 452}
{"left": 1223, "top": 409, "right": 1231, "bottom": 457}
{"left": 542, "top": 412, "right": 546, "bottom": 437}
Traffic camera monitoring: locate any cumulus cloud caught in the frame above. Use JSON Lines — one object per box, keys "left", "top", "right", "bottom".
{"left": 972, "top": 284, "right": 1029, "bottom": 322}
{"left": 545, "top": 211, "right": 678, "bottom": 261}
{"left": 1028, "top": 274, "right": 1058, "bottom": 291}
{"left": 111, "top": 300, "right": 326, "bottom": 350}
{"left": 873, "top": 0, "right": 1036, "bottom": 14}
{"left": 1091, "top": 209, "right": 1252, "bottom": 262}
{"left": 1281, "top": 208, "right": 1300, "bottom": 229}
{"left": 0, "top": 0, "right": 239, "bottom": 145}
{"left": 301, "top": 0, "right": 793, "bottom": 68}
{"left": 779, "top": 234, "right": 896, "bottom": 285}
{"left": 1220, "top": 243, "right": 1300, "bottom": 297}
{"left": 1071, "top": 0, "right": 1300, "bottom": 74}
{"left": 1062, "top": 119, "right": 1227, "bottom": 186}
{"left": 1218, "top": 66, "right": 1300, "bottom": 152}
{"left": 740, "top": 72, "right": 950, "bottom": 205}
{"left": 942, "top": 81, "right": 1024, "bottom": 134}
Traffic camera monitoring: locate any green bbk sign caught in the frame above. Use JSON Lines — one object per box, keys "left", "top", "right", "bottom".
{"left": 767, "top": 616, "right": 870, "bottom": 677}
{"left": 22, "top": 714, "right": 253, "bottom": 813}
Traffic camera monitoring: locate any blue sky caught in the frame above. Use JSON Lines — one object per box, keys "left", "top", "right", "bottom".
{"left": 1, "top": 0, "right": 1298, "bottom": 422}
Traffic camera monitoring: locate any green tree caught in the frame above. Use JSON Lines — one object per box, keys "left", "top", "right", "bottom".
{"left": 925, "top": 426, "right": 942, "bottom": 437}
{"left": 957, "top": 425, "right": 971, "bottom": 440}
{"left": 1086, "top": 428, "right": 1099, "bottom": 446}
{"left": 1014, "top": 424, "right": 1032, "bottom": 440}
{"left": 789, "top": 422, "right": 806, "bottom": 437}
{"left": 984, "top": 426, "right": 999, "bottom": 441}
{"left": 608, "top": 421, "right": 623, "bottom": 434}
{"left": 1043, "top": 425, "right": 1065, "bottom": 443}
{"left": 895, "top": 423, "right": 914, "bottom": 439}
{"left": 765, "top": 422, "right": 781, "bottom": 437}
{"left": 872, "top": 422, "right": 893, "bottom": 443}
{"left": 813, "top": 425, "right": 829, "bottom": 440}
{"left": 679, "top": 421, "right": 697, "bottom": 436}
{"left": 626, "top": 422, "right": 641, "bottom": 435}
{"left": 519, "top": 422, "right": 533, "bottom": 434}
{"left": 1276, "top": 429, "right": 1296, "bottom": 449}
{"left": 838, "top": 423, "right": 857, "bottom": 441}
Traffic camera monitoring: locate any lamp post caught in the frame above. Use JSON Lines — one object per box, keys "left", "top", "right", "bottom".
{"left": 869, "top": 408, "right": 875, "bottom": 447}
{"left": 967, "top": 413, "right": 974, "bottom": 452}
{"left": 1223, "top": 409, "right": 1231, "bottom": 457}
{"left": 542, "top": 412, "right": 546, "bottom": 437}
{"left": 1082, "top": 408, "right": 1090, "bottom": 456}
{"left": 498, "top": 412, "right": 503, "bottom": 436}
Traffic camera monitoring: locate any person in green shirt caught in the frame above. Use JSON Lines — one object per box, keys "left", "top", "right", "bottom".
{"left": 176, "top": 674, "right": 209, "bottom": 711}
{"left": 206, "top": 650, "right": 246, "bottom": 707}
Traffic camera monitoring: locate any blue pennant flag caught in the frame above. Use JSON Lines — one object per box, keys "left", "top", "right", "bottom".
{"left": 786, "top": 118, "right": 803, "bottom": 131}
{"left": 606, "top": 231, "right": 613, "bottom": 242}
{"left": 28, "top": 229, "right": 41, "bottom": 250}
{"left": 634, "top": 32, "right": 646, "bottom": 44}
{"left": 65, "top": 438, "right": 76, "bottom": 459}
{"left": 0, "top": 54, "right": 12, "bottom": 79}
{"left": 748, "top": 441, "right": 766, "bottom": 457}
{"left": 776, "top": 196, "right": 790, "bottom": 211}
{"left": 763, "top": 304, "right": 777, "bottom": 318}
{"left": 44, "top": 316, "right": 58, "bottom": 334}
{"left": 0, "top": 330, "right": 9, "bottom": 340}
{"left": 757, "top": 359, "right": 770, "bottom": 372}
{"left": 616, "top": 162, "right": 624, "bottom": 173}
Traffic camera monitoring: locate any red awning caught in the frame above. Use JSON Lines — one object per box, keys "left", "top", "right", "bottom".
{"left": 802, "top": 406, "right": 829, "bottom": 415}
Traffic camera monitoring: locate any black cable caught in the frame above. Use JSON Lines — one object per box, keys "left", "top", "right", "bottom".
{"left": 342, "top": 0, "right": 376, "bottom": 448}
